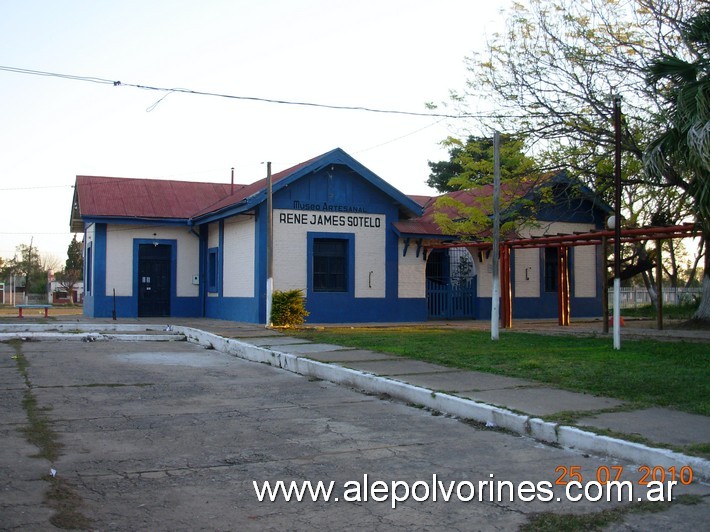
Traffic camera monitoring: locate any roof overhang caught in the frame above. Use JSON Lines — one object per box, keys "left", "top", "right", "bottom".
{"left": 79, "top": 216, "right": 191, "bottom": 228}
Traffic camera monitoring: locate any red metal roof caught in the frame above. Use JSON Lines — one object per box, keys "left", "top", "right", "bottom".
{"left": 395, "top": 174, "right": 589, "bottom": 238}
{"left": 190, "top": 157, "right": 319, "bottom": 218}
{"left": 406, "top": 195, "right": 435, "bottom": 208}
{"left": 75, "top": 176, "right": 238, "bottom": 220}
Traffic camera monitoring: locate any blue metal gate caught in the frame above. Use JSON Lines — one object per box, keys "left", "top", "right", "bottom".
{"left": 426, "top": 248, "right": 477, "bottom": 320}
{"left": 427, "top": 279, "right": 476, "bottom": 319}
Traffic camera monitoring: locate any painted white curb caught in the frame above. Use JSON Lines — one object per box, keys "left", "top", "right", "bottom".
{"left": 2, "top": 322, "right": 707, "bottom": 480}
{"left": 0, "top": 330, "right": 184, "bottom": 342}
{"left": 173, "top": 325, "right": 710, "bottom": 481}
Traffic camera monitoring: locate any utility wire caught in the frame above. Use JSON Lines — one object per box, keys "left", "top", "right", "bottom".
{"left": 0, "top": 184, "right": 71, "bottom": 191}
{"left": 0, "top": 64, "right": 579, "bottom": 120}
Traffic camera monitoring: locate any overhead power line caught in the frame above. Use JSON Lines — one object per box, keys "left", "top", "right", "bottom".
{"left": 0, "top": 64, "right": 563, "bottom": 120}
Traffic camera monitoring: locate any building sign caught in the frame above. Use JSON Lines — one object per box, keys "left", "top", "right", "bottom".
{"left": 278, "top": 210, "right": 383, "bottom": 229}
{"left": 292, "top": 200, "right": 366, "bottom": 213}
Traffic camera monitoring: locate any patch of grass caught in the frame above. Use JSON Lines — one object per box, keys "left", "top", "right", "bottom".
{"left": 682, "top": 443, "right": 710, "bottom": 460}
{"left": 622, "top": 301, "right": 699, "bottom": 320}
{"left": 569, "top": 426, "right": 710, "bottom": 460}
{"left": 291, "top": 328, "right": 710, "bottom": 415}
{"left": 11, "top": 340, "right": 91, "bottom": 529}
{"left": 542, "top": 403, "right": 645, "bottom": 426}
{"left": 11, "top": 341, "right": 63, "bottom": 462}
{"left": 45, "top": 475, "right": 92, "bottom": 530}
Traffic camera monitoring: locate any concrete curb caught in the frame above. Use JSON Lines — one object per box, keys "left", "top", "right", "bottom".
{"left": 176, "top": 325, "right": 710, "bottom": 481}
{"left": 0, "top": 331, "right": 184, "bottom": 342}
{"left": 0, "top": 323, "right": 172, "bottom": 333}
{"left": 2, "top": 322, "right": 707, "bottom": 480}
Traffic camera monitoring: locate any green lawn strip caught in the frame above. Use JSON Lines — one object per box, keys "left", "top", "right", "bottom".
{"left": 291, "top": 328, "right": 709, "bottom": 416}
{"left": 621, "top": 302, "right": 699, "bottom": 320}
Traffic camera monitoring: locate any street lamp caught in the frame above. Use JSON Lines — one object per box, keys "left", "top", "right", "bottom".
{"left": 612, "top": 96, "right": 622, "bottom": 350}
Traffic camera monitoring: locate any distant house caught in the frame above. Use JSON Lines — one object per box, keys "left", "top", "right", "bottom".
{"left": 49, "top": 280, "right": 83, "bottom": 304}
{"left": 69, "top": 148, "right": 610, "bottom": 323}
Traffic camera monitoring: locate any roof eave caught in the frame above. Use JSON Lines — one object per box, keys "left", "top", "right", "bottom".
{"left": 80, "top": 215, "right": 192, "bottom": 227}
{"left": 191, "top": 200, "right": 251, "bottom": 225}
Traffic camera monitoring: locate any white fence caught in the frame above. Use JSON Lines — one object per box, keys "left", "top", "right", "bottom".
{"left": 609, "top": 287, "right": 702, "bottom": 309}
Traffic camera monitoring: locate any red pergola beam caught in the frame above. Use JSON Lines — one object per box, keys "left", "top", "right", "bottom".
{"left": 425, "top": 224, "right": 696, "bottom": 251}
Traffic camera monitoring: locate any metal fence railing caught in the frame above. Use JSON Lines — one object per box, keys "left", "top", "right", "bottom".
{"left": 608, "top": 287, "right": 702, "bottom": 309}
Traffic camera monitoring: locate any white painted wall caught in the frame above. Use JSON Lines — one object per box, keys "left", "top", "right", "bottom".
{"left": 478, "top": 221, "right": 598, "bottom": 298}
{"left": 514, "top": 248, "right": 540, "bottom": 298}
{"left": 208, "top": 222, "right": 219, "bottom": 249}
{"left": 273, "top": 209, "right": 386, "bottom": 298}
{"left": 222, "top": 215, "right": 255, "bottom": 297}
{"left": 85, "top": 224, "right": 95, "bottom": 296}
{"left": 519, "top": 221, "right": 595, "bottom": 239}
{"left": 398, "top": 239, "right": 426, "bottom": 298}
{"left": 477, "top": 251, "right": 493, "bottom": 297}
{"left": 520, "top": 221, "right": 598, "bottom": 298}
{"left": 573, "top": 245, "right": 598, "bottom": 297}
{"left": 104, "top": 225, "right": 200, "bottom": 297}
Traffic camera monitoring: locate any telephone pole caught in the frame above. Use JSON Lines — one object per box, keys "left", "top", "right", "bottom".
{"left": 612, "top": 96, "right": 622, "bottom": 350}
{"left": 491, "top": 131, "right": 501, "bottom": 341}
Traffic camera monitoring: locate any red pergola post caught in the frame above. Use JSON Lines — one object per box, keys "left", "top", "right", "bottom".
{"left": 501, "top": 244, "right": 512, "bottom": 328}
{"left": 558, "top": 246, "right": 570, "bottom": 326}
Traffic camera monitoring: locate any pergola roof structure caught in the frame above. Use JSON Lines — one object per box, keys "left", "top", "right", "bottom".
{"left": 426, "top": 223, "right": 698, "bottom": 330}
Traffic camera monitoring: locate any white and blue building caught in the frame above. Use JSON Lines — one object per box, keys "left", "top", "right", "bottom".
{"left": 70, "top": 148, "right": 610, "bottom": 323}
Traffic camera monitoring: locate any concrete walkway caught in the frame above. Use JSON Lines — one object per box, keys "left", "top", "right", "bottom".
{"left": 2, "top": 316, "right": 709, "bottom": 480}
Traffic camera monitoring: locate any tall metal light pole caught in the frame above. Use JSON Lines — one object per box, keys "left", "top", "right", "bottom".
{"left": 612, "top": 96, "right": 622, "bottom": 350}
{"left": 491, "top": 131, "right": 501, "bottom": 341}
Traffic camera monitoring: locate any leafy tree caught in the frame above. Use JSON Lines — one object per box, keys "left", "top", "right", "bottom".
{"left": 65, "top": 234, "right": 83, "bottom": 273}
{"left": 55, "top": 235, "right": 83, "bottom": 305}
{"left": 1, "top": 242, "right": 46, "bottom": 295}
{"left": 427, "top": 134, "right": 536, "bottom": 192}
{"left": 644, "top": 7, "right": 710, "bottom": 319}
{"left": 448, "top": 0, "right": 704, "bottom": 313}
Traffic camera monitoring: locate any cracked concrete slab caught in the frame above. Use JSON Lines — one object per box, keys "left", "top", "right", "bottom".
{"left": 576, "top": 407, "right": 710, "bottom": 447}
{"left": 340, "top": 359, "right": 462, "bottom": 376}
{"left": 457, "top": 387, "right": 626, "bottom": 416}
{"left": 2, "top": 337, "right": 707, "bottom": 530}
{"left": 390, "top": 371, "right": 538, "bottom": 392}
{"left": 304, "top": 349, "right": 400, "bottom": 363}
{"left": 240, "top": 336, "right": 313, "bottom": 346}
{"left": 270, "top": 342, "right": 350, "bottom": 354}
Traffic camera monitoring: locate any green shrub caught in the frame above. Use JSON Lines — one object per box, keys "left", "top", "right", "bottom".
{"left": 271, "top": 289, "right": 309, "bottom": 327}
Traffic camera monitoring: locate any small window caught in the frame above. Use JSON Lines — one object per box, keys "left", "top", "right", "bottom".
{"left": 85, "top": 246, "right": 93, "bottom": 294}
{"left": 313, "top": 239, "right": 347, "bottom": 292}
{"left": 544, "top": 247, "right": 558, "bottom": 292}
{"left": 207, "top": 248, "right": 218, "bottom": 293}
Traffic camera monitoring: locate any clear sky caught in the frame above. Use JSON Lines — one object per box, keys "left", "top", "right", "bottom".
{"left": 0, "top": 0, "right": 509, "bottom": 264}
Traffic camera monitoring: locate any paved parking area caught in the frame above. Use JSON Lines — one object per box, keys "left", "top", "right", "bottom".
{"left": 2, "top": 338, "right": 708, "bottom": 530}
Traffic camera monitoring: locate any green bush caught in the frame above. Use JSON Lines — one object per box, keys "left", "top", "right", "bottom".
{"left": 271, "top": 289, "right": 309, "bottom": 327}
